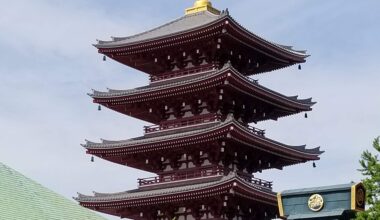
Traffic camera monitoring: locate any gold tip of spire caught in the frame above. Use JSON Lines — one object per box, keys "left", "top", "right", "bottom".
{"left": 185, "top": 0, "right": 220, "bottom": 15}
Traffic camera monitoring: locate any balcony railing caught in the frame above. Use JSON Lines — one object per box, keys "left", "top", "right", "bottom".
{"left": 138, "top": 166, "right": 224, "bottom": 187}
{"left": 237, "top": 171, "right": 272, "bottom": 189}
{"left": 144, "top": 114, "right": 221, "bottom": 134}
{"left": 138, "top": 167, "right": 272, "bottom": 190}
{"left": 150, "top": 64, "right": 216, "bottom": 82}
{"left": 247, "top": 125, "right": 265, "bottom": 136}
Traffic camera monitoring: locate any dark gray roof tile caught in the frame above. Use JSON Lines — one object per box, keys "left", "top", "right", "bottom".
{"left": 94, "top": 11, "right": 306, "bottom": 57}
{"left": 76, "top": 172, "right": 275, "bottom": 203}
{"left": 90, "top": 64, "right": 315, "bottom": 110}
{"left": 96, "top": 11, "right": 224, "bottom": 48}
{"left": 83, "top": 115, "right": 324, "bottom": 157}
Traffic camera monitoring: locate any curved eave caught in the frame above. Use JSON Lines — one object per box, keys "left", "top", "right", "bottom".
{"left": 90, "top": 65, "right": 315, "bottom": 114}
{"left": 76, "top": 175, "right": 232, "bottom": 203}
{"left": 75, "top": 173, "right": 276, "bottom": 206}
{"left": 230, "top": 121, "right": 324, "bottom": 160}
{"left": 83, "top": 118, "right": 323, "bottom": 163}
{"left": 225, "top": 65, "right": 315, "bottom": 111}
{"left": 225, "top": 16, "right": 308, "bottom": 61}
{"left": 94, "top": 12, "right": 307, "bottom": 63}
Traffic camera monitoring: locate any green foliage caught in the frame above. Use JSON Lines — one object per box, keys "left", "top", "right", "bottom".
{"left": 356, "top": 137, "right": 380, "bottom": 220}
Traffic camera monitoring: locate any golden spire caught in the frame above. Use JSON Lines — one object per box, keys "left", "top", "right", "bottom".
{"left": 185, "top": 0, "right": 220, "bottom": 15}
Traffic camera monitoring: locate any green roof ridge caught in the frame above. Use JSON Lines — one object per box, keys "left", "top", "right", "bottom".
{"left": 0, "top": 162, "right": 108, "bottom": 220}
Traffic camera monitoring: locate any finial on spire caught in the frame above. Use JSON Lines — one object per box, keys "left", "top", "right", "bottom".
{"left": 185, "top": 0, "right": 220, "bottom": 15}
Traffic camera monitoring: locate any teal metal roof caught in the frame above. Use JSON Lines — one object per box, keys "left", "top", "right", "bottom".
{"left": 279, "top": 183, "right": 362, "bottom": 220}
{"left": 0, "top": 162, "right": 108, "bottom": 220}
{"left": 281, "top": 183, "right": 354, "bottom": 196}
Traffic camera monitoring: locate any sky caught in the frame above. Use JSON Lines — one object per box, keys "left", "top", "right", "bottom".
{"left": 0, "top": 0, "right": 379, "bottom": 219}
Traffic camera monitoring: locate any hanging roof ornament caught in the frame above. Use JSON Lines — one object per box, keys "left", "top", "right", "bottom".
{"left": 185, "top": 0, "right": 220, "bottom": 15}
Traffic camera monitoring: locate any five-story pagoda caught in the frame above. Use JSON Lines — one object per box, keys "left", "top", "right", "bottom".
{"left": 76, "top": 1, "right": 323, "bottom": 219}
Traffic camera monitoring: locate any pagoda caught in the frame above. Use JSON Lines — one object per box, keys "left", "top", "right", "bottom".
{"left": 76, "top": 1, "right": 323, "bottom": 219}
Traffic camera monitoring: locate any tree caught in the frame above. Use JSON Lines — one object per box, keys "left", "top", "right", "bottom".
{"left": 356, "top": 137, "right": 380, "bottom": 220}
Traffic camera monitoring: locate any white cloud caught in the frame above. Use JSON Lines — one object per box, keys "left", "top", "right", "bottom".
{"left": 0, "top": 1, "right": 379, "bottom": 220}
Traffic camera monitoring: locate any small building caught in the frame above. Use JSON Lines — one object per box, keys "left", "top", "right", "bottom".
{"left": 0, "top": 162, "right": 107, "bottom": 220}
{"left": 277, "top": 183, "right": 365, "bottom": 220}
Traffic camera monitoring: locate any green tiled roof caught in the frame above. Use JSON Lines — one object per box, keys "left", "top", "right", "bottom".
{"left": 0, "top": 162, "right": 108, "bottom": 220}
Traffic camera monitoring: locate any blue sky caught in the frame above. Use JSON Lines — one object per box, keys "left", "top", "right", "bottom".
{"left": 1, "top": 1, "right": 379, "bottom": 219}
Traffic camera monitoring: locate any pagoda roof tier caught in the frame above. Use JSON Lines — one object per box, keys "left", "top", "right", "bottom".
{"left": 75, "top": 172, "right": 277, "bottom": 218}
{"left": 91, "top": 64, "right": 315, "bottom": 124}
{"left": 95, "top": 10, "right": 308, "bottom": 75}
{"left": 83, "top": 115, "right": 323, "bottom": 173}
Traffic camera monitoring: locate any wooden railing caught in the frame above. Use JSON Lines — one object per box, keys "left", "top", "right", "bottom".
{"left": 138, "top": 166, "right": 224, "bottom": 187}
{"left": 150, "top": 64, "right": 216, "bottom": 82}
{"left": 144, "top": 114, "right": 222, "bottom": 133}
{"left": 247, "top": 125, "right": 265, "bottom": 136}
{"left": 237, "top": 171, "right": 273, "bottom": 189}
{"left": 138, "top": 167, "right": 272, "bottom": 190}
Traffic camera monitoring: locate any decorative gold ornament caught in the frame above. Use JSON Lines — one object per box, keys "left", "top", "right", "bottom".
{"left": 185, "top": 0, "right": 220, "bottom": 15}
{"left": 194, "top": 0, "right": 212, "bottom": 8}
{"left": 356, "top": 188, "right": 365, "bottom": 206}
{"left": 308, "top": 194, "right": 324, "bottom": 212}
